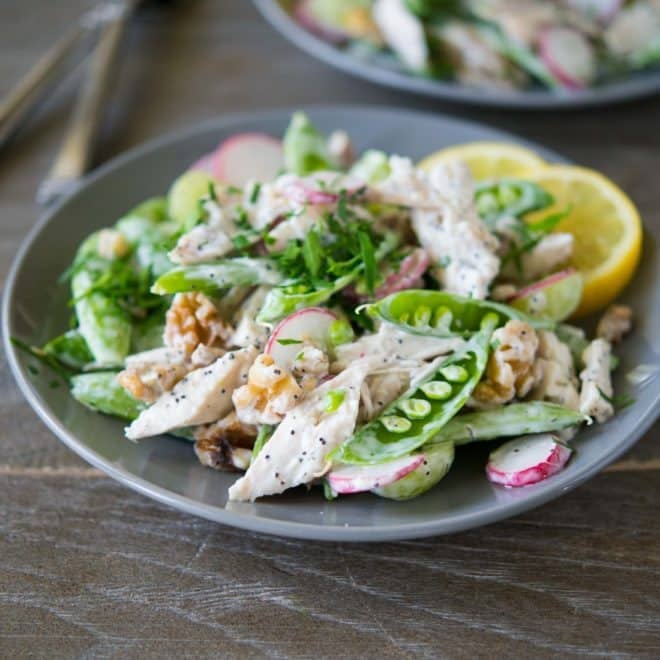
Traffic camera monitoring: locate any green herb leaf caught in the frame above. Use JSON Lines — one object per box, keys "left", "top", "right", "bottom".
{"left": 302, "top": 229, "right": 322, "bottom": 280}
{"left": 251, "top": 425, "right": 274, "bottom": 462}
{"left": 597, "top": 386, "right": 635, "bottom": 411}
{"left": 358, "top": 230, "right": 376, "bottom": 295}
{"left": 250, "top": 182, "right": 261, "bottom": 204}
{"left": 277, "top": 338, "right": 303, "bottom": 346}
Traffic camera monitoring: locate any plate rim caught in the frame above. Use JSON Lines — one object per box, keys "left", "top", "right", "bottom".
{"left": 3, "top": 104, "right": 659, "bottom": 541}
{"left": 253, "top": 0, "right": 660, "bottom": 109}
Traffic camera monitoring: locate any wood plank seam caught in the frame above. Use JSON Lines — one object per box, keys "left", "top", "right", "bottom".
{"left": 1, "top": 459, "right": 660, "bottom": 477}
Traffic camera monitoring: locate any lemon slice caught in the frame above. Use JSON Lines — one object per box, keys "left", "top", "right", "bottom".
{"left": 525, "top": 166, "right": 642, "bottom": 318}
{"left": 418, "top": 142, "right": 546, "bottom": 181}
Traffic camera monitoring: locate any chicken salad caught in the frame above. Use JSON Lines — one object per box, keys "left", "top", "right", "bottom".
{"left": 24, "top": 112, "right": 639, "bottom": 502}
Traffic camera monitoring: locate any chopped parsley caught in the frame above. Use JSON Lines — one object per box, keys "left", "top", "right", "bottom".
{"left": 250, "top": 182, "right": 262, "bottom": 204}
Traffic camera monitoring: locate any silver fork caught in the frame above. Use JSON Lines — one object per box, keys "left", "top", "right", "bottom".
{"left": 36, "top": 0, "right": 140, "bottom": 206}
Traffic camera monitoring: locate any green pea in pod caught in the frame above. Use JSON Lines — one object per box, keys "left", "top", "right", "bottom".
{"left": 366, "top": 289, "right": 553, "bottom": 339}
{"left": 331, "top": 313, "right": 498, "bottom": 465}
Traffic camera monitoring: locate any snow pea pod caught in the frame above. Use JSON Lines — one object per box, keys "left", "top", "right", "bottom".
{"left": 475, "top": 178, "right": 553, "bottom": 227}
{"left": 256, "top": 274, "right": 354, "bottom": 324}
{"left": 71, "top": 372, "right": 146, "bottom": 420}
{"left": 131, "top": 312, "right": 166, "bottom": 353}
{"left": 366, "top": 289, "right": 552, "bottom": 339}
{"left": 283, "top": 112, "right": 335, "bottom": 175}
{"left": 333, "top": 314, "right": 498, "bottom": 465}
{"left": 478, "top": 21, "right": 560, "bottom": 89}
{"left": 372, "top": 441, "right": 455, "bottom": 501}
{"left": 72, "top": 268, "right": 132, "bottom": 367}
{"left": 429, "top": 402, "right": 587, "bottom": 447}
{"left": 151, "top": 257, "right": 282, "bottom": 295}
{"left": 42, "top": 329, "right": 94, "bottom": 371}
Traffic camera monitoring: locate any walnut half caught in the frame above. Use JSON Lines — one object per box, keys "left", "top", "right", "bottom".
{"left": 232, "top": 354, "right": 302, "bottom": 425}
{"left": 471, "top": 320, "right": 539, "bottom": 409}
{"left": 164, "top": 292, "right": 232, "bottom": 354}
{"left": 597, "top": 304, "right": 632, "bottom": 344}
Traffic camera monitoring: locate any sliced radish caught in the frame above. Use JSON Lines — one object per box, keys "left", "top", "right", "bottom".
{"left": 538, "top": 27, "right": 597, "bottom": 89}
{"left": 374, "top": 249, "right": 430, "bottom": 299}
{"left": 328, "top": 454, "right": 425, "bottom": 494}
{"left": 264, "top": 307, "right": 338, "bottom": 369}
{"left": 509, "top": 268, "right": 583, "bottom": 322}
{"left": 213, "top": 133, "right": 284, "bottom": 186}
{"left": 283, "top": 172, "right": 364, "bottom": 206}
{"left": 284, "top": 180, "right": 339, "bottom": 206}
{"left": 190, "top": 152, "right": 215, "bottom": 175}
{"left": 294, "top": 0, "right": 349, "bottom": 44}
{"left": 565, "top": 0, "right": 622, "bottom": 25}
{"left": 346, "top": 248, "right": 430, "bottom": 302}
{"left": 486, "top": 434, "right": 572, "bottom": 488}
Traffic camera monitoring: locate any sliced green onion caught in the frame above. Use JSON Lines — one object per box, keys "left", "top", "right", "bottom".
{"left": 324, "top": 389, "right": 346, "bottom": 413}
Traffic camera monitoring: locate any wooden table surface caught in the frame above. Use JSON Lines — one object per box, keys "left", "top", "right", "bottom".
{"left": 1, "top": 2, "right": 659, "bottom": 657}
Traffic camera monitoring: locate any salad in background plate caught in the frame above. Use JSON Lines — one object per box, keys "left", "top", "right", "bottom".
{"left": 19, "top": 111, "right": 642, "bottom": 502}
{"left": 288, "top": 0, "right": 660, "bottom": 92}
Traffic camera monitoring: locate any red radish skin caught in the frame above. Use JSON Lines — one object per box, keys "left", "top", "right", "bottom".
{"left": 539, "top": 27, "right": 597, "bottom": 89}
{"left": 374, "top": 249, "right": 430, "bottom": 298}
{"left": 284, "top": 181, "right": 339, "bottom": 206}
{"left": 328, "top": 454, "right": 426, "bottom": 494}
{"left": 294, "top": 0, "right": 349, "bottom": 44}
{"left": 190, "top": 152, "right": 216, "bottom": 175}
{"left": 283, "top": 173, "right": 364, "bottom": 206}
{"left": 486, "top": 434, "right": 572, "bottom": 488}
{"left": 508, "top": 268, "right": 577, "bottom": 302}
{"left": 265, "top": 307, "right": 338, "bottom": 369}
{"left": 346, "top": 249, "right": 430, "bottom": 302}
{"left": 213, "top": 133, "right": 284, "bottom": 186}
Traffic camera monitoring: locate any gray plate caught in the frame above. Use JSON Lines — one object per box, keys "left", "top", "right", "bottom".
{"left": 3, "top": 106, "right": 659, "bottom": 541}
{"left": 254, "top": 0, "right": 660, "bottom": 109}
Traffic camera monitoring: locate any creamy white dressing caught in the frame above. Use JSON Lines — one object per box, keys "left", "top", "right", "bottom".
{"left": 125, "top": 346, "right": 257, "bottom": 440}
{"left": 228, "top": 361, "right": 372, "bottom": 501}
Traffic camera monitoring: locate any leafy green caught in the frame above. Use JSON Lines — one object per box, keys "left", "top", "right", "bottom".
{"left": 251, "top": 425, "right": 274, "bottom": 462}
{"left": 500, "top": 208, "right": 570, "bottom": 275}
{"left": 71, "top": 372, "right": 146, "bottom": 420}
{"left": 42, "top": 330, "right": 94, "bottom": 371}
{"left": 358, "top": 230, "right": 377, "bottom": 295}
{"left": 302, "top": 229, "right": 322, "bottom": 280}
{"left": 283, "top": 112, "right": 335, "bottom": 175}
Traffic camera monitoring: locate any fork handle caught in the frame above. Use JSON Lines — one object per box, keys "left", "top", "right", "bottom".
{"left": 37, "top": 4, "right": 134, "bottom": 205}
{"left": 0, "top": 26, "right": 87, "bottom": 148}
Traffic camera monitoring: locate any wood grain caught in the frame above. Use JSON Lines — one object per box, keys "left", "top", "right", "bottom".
{"left": 2, "top": 471, "right": 659, "bottom": 659}
{"left": 0, "top": 1, "right": 659, "bottom": 657}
